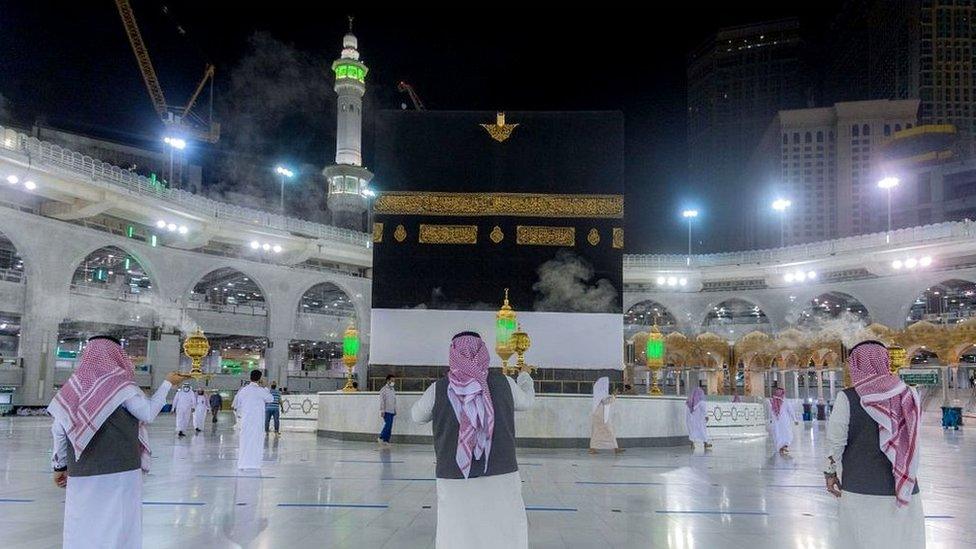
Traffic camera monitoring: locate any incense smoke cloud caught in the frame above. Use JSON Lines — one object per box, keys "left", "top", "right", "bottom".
{"left": 411, "top": 288, "right": 496, "bottom": 311}
{"left": 532, "top": 250, "right": 619, "bottom": 313}
{"left": 210, "top": 32, "right": 335, "bottom": 222}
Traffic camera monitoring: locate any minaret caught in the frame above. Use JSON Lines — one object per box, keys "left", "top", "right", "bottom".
{"left": 324, "top": 17, "right": 373, "bottom": 231}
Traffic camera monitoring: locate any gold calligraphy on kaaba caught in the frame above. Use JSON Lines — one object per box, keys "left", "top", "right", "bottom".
{"left": 490, "top": 225, "right": 504, "bottom": 244}
{"left": 516, "top": 226, "right": 575, "bottom": 246}
{"left": 612, "top": 228, "right": 624, "bottom": 249}
{"left": 418, "top": 224, "right": 478, "bottom": 244}
{"left": 374, "top": 192, "right": 623, "bottom": 219}
{"left": 587, "top": 228, "right": 600, "bottom": 246}
{"left": 373, "top": 222, "right": 384, "bottom": 243}
{"left": 394, "top": 224, "right": 407, "bottom": 242}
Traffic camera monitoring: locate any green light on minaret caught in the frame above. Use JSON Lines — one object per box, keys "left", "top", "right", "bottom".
{"left": 334, "top": 63, "right": 367, "bottom": 83}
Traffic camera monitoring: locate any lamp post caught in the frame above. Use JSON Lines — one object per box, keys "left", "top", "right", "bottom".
{"left": 341, "top": 323, "right": 359, "bottom": 392}
{"left": 681, "top": 209, "right": 698, "bottom": 266}
{"left": 771, "top": 198, "right": 792, "bottom": 247}
{"left": 878, "top": 176, "right": 900, "bottom": 244}
{"left": 275, "top": 165, "right": 295, "bottom": 213}
{"left": 162, "top": 137, "right": 186, "bottom": 188}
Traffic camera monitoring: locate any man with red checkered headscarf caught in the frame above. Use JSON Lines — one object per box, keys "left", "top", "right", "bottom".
{"left": 411, "top": 332, "right": 536, "bottom": 549}
{"left": 824, "top": 340, "right": 925, "bottom": 549}
{"left": 48, "top": 336, "right": 186, "bottom": 549}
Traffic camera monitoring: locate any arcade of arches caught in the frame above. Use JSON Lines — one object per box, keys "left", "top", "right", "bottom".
{"left": 624, "top": 283, "right": 976, "bottom": 398}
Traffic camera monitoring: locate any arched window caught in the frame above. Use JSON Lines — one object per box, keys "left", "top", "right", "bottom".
{"left": 852, "top": 125, "right": 860, "bottom": 137}
{"left": 862, "top": 124, "right": 870, "bottom": 136}
{"left": 816, "top": 131, "right": 824, "bottom": 143}
{"left": 190, "top": 269, "right": 266, "bottom": 315}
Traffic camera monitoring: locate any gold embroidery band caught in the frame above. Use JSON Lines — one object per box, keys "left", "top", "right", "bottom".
{"left": 418, "top": 224, "right": 478, "bottom": 244}
{"left": 373, "top": 222, "right": 383, "bottom": 243}
{"left": 612, "top": 228, "right": 624, "bottom": 249}
{"left": 516, "top": 225, "right": 575, "bottom": 246}
{"left": 374, "top": 192, "right": 623, "bottom": 219}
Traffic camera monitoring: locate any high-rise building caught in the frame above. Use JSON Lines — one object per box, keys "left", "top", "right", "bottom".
{"left": 323, "top": 24, "right": 373, "bottom": 232}
{"left": 687, "top": 18, "right": 810, "bottom": 250}
{"left": 828, "top": 1, "right": 976, "bottom": 145}
{"left": 752, "top": 99, "right": 919, "bottom": 246}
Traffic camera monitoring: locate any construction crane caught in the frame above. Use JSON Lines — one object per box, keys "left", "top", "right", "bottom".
{"left": 114, "top": 0, "right": 220, "bottom": 143}
{"left": 397, "top": 81, "right": 426, "bottom": 111}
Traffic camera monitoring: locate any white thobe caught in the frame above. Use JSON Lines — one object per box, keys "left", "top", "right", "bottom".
{"left": 411, "top": 372, "right": 535, "bottom": 549}
{"left": 826, "top": 390, "right": 926, "bottom": 549}
{"left": 686, "top": 401, "right": 709, "bottom": 444}
{"left": 192, "top": 395, "right": 210, "bottom": 430}
{"left": 232, "top": 383, "right": 272, "bottom": 470}
{"left": 172, "top": 389, "right": 195, "bottom": 433}
{"left": 51, "top": 381, "right": 171, "bottom": 549}
{"left": 768, "top": 400, "right": 798, "bottom": 451}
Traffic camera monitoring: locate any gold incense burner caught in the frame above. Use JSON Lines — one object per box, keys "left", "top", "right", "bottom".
{"left": 182, "top": 328, "right": 210, "bottom": 378}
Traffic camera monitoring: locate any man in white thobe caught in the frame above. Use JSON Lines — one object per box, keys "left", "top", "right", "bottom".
{"left": 232, "top": 370, "right": 273, "bottom": 470}
{"left": 172, "top": 384, "right": 195, "bottom": 437}
{"left": 192, "top": 389, "right": 210, "bottom": 433}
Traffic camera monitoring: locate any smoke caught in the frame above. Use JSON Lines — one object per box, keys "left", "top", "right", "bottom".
{"left": 532, "top": 250, "right": 619, "bottom": 313}
{"left": 209, "top": 32, "right": 335, "bottom": 223}
{"left": 410, "top": 287, "right": 496, "bottom": 311}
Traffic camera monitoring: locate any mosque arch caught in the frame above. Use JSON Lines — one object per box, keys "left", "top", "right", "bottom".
{"left": 69, "top": 245, "right": 154, "bottom": 299}
{"left": 797, "top": 291, "right": 871, "bottom": 329}
{"left": 188, "top": 267, "right": 269, "bottom": 316}
{"left": 905, "top": 278, "right": 976, "bottom": 327}
{"left": 624, "top": 300, "right": 678, "bottom": 337}
{"left": 297, "top": 282, "right": 357, "bottom": 321}
{"left": 701, "top": 298, "right": 771, "bottom": 340}
{"left": 0, "top": 229, "right": 25, "bottom": 283}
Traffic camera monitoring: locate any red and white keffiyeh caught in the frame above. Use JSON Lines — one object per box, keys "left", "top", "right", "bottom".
{"left": 447, "top": 333, "right": 494, "bottom": 479}
{"left": 47, "top": 338, "right": 151, "bottom": 472}
{"left": 770, "top": 387, "right": 785, "bottom": 418}
{"left": 848, "top": 341, "right": 921, "bottom": 506}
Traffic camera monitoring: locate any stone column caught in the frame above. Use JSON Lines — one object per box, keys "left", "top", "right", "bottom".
{"left": 19, "top": 260, "right": 69, "bottom": 406}
{"left": 747, "top": 370, "right": 765, "bottom": 397}
{"left": 827, "top": 370, "right": 836, "bottom": 402}
{"left": 817, "top": 370, "right": 825, "bottom": 402}
{"left": 792, "top": 370, "right": 800, "bottom": 400}
{"left": 266, "top": 335, "right": 290, "bottom": 388}
{"left": 706, "top": 370, "right": 720, "bottom": 394}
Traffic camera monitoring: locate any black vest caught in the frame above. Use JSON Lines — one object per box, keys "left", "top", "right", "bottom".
{"left": 66, "top": 407, "right": 141, "bottom": 477}
{"left": 841, "top": 388, "right": 919, "bottom": 496}
{"left": 432, "top": 372, "right": 518, "bottom": 480}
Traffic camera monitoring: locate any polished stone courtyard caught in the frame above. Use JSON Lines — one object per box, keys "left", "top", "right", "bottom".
{"left": 0, "top": 413, "right": 972, "bottom": 548}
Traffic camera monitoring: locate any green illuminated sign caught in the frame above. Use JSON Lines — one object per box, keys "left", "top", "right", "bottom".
{"left": 334, "top": 63, "right": 367, "bottom": 83}
{"left": 150, "top": 234, "right": 158, "bottom": 247}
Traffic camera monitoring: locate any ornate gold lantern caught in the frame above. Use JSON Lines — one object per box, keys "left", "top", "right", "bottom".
{"left": 182, "top": 329, "right": 210, "bottom": 378}
{"left": 511, "top": 323, "right": 532, "bottom": 375}
{"left": 645, "top": 324, "right": 665, "bottom": 395}
{"left": 887, "top": 345, "right": 908, "bottom": 374}
{"left": 496, "top": 289, "right": 518, "bottom": 375}
{"left": 341, "top": 323, "right": 360, "bottom": 392}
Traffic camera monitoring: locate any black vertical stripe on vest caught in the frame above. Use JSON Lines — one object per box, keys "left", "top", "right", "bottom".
{"left": 841, "top": 388, "right": 919, "bottom": 496}
{"left": 66, "top": 407, "right": 141, "bottom": 477}
{"left": 432, "top": 372, "right": 518, "bottom": 480}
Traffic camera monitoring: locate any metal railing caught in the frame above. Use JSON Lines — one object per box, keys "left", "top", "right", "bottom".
{"left": 0, "top": 267, "right": 24, "bottom": 284}
{"left": 625, "top": 220, "right": 974, "bottom": 269}
{"left": 185, "top": 300, "right": 268, "bottom": 316}
{"left": 69, "top": 282, "right": 154, "bottom": 304}
{"left": 0, "top": 126, "right": 370, "bottom": 248}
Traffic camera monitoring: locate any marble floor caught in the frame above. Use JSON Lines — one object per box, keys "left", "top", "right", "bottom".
{"left": 0, "top": 414, "right": 972, "bottom": 548}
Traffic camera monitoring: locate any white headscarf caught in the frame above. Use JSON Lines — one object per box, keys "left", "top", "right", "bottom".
{"left": 592, "top": 377, "right": 611, "bottom": 423}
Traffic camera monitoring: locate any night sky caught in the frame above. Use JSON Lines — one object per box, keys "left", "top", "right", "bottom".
{"left": 0, "top": 2, "right": 840, "bottom": 253}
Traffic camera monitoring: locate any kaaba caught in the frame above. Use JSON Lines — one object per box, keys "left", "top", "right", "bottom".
{"left": 370, "top": 110, "right": 624, "bottom": 371}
